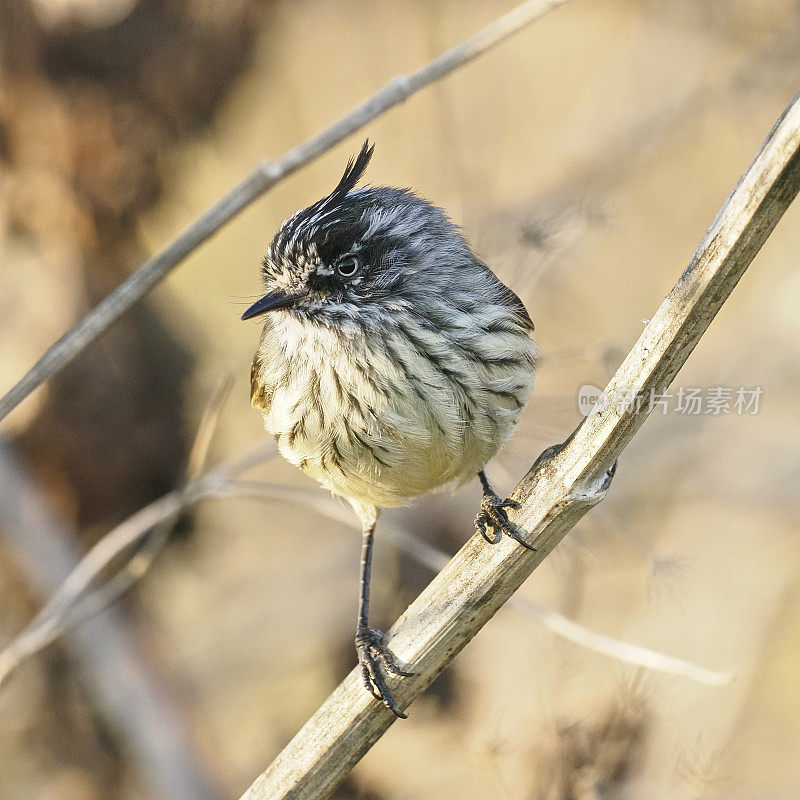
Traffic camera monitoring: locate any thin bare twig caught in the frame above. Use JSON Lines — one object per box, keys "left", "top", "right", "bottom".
{"left": 0, "top": 376, "right": 240, "bottom": 683}
{"left": 510, "top": 596, "right": 732, "bottom": 686}
{"left": 0, "top": 457, "right": 730, "bottom": 695}
{"left": 0, "top": 441, "right": 224, "bottom": 800}
{"left": 63, "top": 374, "right": 237, "bottom": 636}
{"left": 0, "top": 0, "right": 570, "bottom": 425}
{"left": 0, "top": 439, "right": 275, "bottom": 688}
{"left": 224, "top": 479, "right": 732, "bottom": 684}
{"left": 238, "top": 87, "right": 800, "bottom": 800}
{"left": 186, "top": 375, "right": 235, "bottom": 480}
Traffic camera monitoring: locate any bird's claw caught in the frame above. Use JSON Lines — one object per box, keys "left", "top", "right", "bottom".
{"left": 475, "top": 492, "right": 535, "bottom": 551}
{"left": 355, "top": 626, "right": 413, "bottom": 718}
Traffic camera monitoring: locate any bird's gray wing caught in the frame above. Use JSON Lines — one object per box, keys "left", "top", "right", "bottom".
{"left": 250, "top": 322, "right": 283, "bottom": 413}
{"left": 504, "top": 285, "right": 535, "bottom": 333}
{"left": 475, "top": 255, "right": 535, "bottom": 333}
{"left": 250, "top": 352, "right": 271, "bottom": 412}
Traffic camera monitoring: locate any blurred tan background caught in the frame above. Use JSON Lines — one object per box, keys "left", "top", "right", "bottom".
{"left": 1, "top": 1, "right": 800, "bottom": 798}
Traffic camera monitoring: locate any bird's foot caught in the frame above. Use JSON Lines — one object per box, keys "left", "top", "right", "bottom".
{"left": 355, "top": 626, "right": 413, "bottom": 718}
{"left": 475, "top": 492, "right": 535, "bottom": 551}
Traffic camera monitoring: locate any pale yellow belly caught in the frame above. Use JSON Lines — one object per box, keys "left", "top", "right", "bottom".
{"left": 257, "top": 316, "right": 535, "bottom": 509}
{"left": 266, "top": 372, "right": 528, "bottom": 508}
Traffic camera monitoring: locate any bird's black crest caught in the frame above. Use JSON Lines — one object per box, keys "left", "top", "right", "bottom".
{"left": 327, "top": 139, "right": 374, "bottom": 206}
{"left": 305, "top": 140, "right": 375, "bottom": 223}
{"left": 270, "top": 141, "right": 375, "bottom": 265}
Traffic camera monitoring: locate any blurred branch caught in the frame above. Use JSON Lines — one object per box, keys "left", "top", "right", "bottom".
{"left": 239, "top": 88, "right": 800, "bottom": 800}
{"left": 0, "top": 440, "right": 225, "bottom": 800}
{"left": 0, "top": 0, "right": 571, "bottom": 424}
{"left": 60, "top": 374, "right": 237, "bottom": 645}
{"left": 228, "top": 479, "right": 731, "bottom": 684}
{"left": 0, "top": 374, "right": 251, "bottom": 687}
{"left": 0, "top": 440, "right": 274, "bottom": 687}
{"left": 383, "top": 526, "right": 733, "bottom": 687}
{"left": 0, "top": 457, "right": 731, "bottom": 692}
{"left": 511, "top": 596, "right": 731, "bottom": 685}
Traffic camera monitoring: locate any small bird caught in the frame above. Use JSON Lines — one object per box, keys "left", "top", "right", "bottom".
{"left": 243, "top": 142, "right": 538, "bottom": 717}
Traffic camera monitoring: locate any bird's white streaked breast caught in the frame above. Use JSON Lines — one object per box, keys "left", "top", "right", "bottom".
{"left": 252, "top": 307, "right": 536, "bottom": 508}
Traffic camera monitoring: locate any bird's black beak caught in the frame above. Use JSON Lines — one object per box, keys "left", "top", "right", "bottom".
{"left": 241, "top": 289, "right": 308, "bottom": 320}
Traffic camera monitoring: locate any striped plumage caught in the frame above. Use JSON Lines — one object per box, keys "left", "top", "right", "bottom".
{"left": 250, "top": 153, "right": 537, "bottom": 517}
{"left": 244, "top": 142, "right": 537, "bottom": 716}
{"left": 251, "top": 263, "right": 536, "bottom": 516}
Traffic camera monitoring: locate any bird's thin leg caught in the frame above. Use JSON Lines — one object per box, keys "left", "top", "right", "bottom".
{"left": 475, "top": 469, "right": 535, "bottom": 551}
{"left": 354, "top": 515, "right": 413, "bottom": 719}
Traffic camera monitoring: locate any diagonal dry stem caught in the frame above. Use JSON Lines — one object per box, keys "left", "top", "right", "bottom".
{"left": 238, "top": 87, "right": 800, "bottom": 800}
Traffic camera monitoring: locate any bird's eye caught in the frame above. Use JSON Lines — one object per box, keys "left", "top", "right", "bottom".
{"left": 336, "top": 256, "right": 360, "bottom": 278}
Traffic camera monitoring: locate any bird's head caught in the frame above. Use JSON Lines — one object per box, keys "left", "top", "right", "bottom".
{"left": 241, "top": 141, "right": 481, "bottom": 329}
